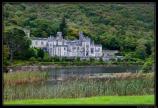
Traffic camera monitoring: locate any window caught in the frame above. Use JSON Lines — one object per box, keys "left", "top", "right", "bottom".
{"left": 64, "top": 47, "right": 66, "bottom": 50}
{"left": 50, "top": 48, "right": 52, "bottom": 52}
{"left": 98, "top": 48, "right": 100, "bottom": 51}
{"left": 41, "top": 41, "right": 43, "bottom": 45}
{"left": 64, "top": 52, "right": 66, "bottom": 56}
{"left": 95, "top": 48, "right": 100, "bottom": 52}
{"left": 91, "top": 48, "right": 94, "bottom": 54}
{"left": 35, "top": 41, "right": 38, "bottom": 45}
{"left": 86, "top": 52, "right": 88, "bottom": 56}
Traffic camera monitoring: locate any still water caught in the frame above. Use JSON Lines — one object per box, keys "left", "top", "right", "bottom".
{"left": 46, "top": 65, "right": 141, "bottom": 81}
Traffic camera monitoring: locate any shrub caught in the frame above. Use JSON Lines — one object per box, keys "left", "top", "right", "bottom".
{"left": 37, "top": 57, "right": 42, "bottom": 61}
{"left": 141, "top": 57, "right": 153, "bottom": 73}
{"left": 37, "top": 48, "right": 44, "bottom": 59}
{"left": 25, "top": 48, "right": 38, "bottom": 59}
{"left": 90, "top": 57, "right": 95, "bottom": 62}
{"left": 53, "top": 56, "right": 60, "bottom": 62}
{"left": 75, "top": 57, "right": 80, "bottom": 62}
{"left": 29, "top": 57, "right": 36, "bottom": 61}
{"left": 43, "top": 52, "right": 51, "bottom": 62}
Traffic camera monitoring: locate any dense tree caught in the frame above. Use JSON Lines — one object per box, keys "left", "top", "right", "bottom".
{"left": 142, "top": 57, "right": 154, "bottom": 73}
{"left": 59, "top": 16, "right": 67, "bottom": 38}
{"left": 135, "top": 38, "right": 147, "bottom": 60}
{"left": 24, "top": 48, "right": 38, "bottom": 59}
{"left": 3, "top": 45, "right": 10, "bottom": 66}
{"left": 3, "top": 3, "right": 154, "bottom": 63}
{"left": 4, "top": 28, "right": 31, "bottom": 63}
{"left": 37, "top": 48, "right": 44, "bottom": 59}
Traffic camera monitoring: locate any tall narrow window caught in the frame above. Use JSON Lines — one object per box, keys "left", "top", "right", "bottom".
{"left": 91, "top": 48, "right": 94, "bottom": 54}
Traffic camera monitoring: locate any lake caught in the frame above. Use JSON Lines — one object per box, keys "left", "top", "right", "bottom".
{"left": 46, "top": 65, "right": 141, "bottom": 81}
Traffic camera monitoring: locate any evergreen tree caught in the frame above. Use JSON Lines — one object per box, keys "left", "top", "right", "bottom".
{"left": 59, "top": 16, "right": 67, "bottom": 38}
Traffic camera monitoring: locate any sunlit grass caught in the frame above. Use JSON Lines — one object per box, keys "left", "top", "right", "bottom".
{"left": 4, "top": 95, "right": 154, "bottom": 105}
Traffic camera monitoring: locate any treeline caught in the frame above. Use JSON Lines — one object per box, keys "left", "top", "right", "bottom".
{"left": 3, "top": 3, "right": 155, "bottom": 72}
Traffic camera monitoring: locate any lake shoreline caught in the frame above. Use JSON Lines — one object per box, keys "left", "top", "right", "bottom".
{"left": 5, "top": 64, "right": 142, "bottom": 72}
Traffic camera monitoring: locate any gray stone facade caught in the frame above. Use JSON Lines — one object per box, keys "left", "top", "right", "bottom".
{"left": 31, "top": 32, "right": 102, "bottom": 58}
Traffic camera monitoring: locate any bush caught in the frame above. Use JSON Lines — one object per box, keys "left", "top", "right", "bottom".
{"left": 141, "top": 57, "right": 153, "bottom": 73}
{"left": 43, "top": 52, "right": 51, "bottom": 62}
{"left": 76, "top": 57, "right": 80, "bottom": 62}
{"left": 29, "top": 57, "right": 36, "bottom": 61}
{"left": 37, "top": 57, "right": 42, "bottom": 61}
{"left": 37, "top": 48, "right": 44, "bottom": 59}
{"left": 25, "top": 48, "right": 38, "bottom": 59}
{"left": 3, "top": 60, "right": 10, "bottom": 67}
{"left": 90, "top": 57, "right": 95, "bottom": 62}
{"left": 52, "top": 56, "right": 60, "bottom": 62}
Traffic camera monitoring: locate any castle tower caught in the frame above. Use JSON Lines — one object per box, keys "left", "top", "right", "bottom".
{"left": 79, "top": 32, "right": 84, "bottom": 40}
{"left": 56, "top": 32, "right": 63, "bottom": 40}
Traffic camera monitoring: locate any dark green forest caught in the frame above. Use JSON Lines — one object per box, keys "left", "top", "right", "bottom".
{"left": 3, "top": 3, "right": 155, "bottom": 71}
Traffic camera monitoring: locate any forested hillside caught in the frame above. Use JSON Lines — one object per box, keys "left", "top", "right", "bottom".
{"left": 3, "top": 3, "right": 155, "bottom": 69}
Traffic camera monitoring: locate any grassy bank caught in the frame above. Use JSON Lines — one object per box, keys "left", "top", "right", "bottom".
{"left": 3, "top": 71, "right": 48, "bottom": 85}
{"left": 4, "top": 72, "right": 154, "bottom": 101}
{"left": 4, "top": 95, "right": 154, "bottom": 105}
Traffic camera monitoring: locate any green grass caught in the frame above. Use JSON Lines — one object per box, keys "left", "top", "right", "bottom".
{"left": 4, "top": 95, "right": 154, "bottom": 105}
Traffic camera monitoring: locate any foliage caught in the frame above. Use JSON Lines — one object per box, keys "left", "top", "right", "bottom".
{"left": 3, "top": 45, "right": 10, "bottom": 66}
{"left": 29, "top": 57, "right": 36, "bottom": 61}
{"left": 89, "top": 57, "right": 95, "bottom": 62}
{"left": 24, "top": 48, "right": 38, "bottom": 59}
{"left": 4, "top": 28, "right": 31, "bottom": 62}
{"left": 37, "top": 48, "right": 44, "bottom": 59}
{"left": 59, "top": 16, "right": 67, "bottom": 38}
{"left": 3, "top": 3, "right": 155, "bottom": 63}
{"left": 141, "top": 57, "right": 154, "bottom": 73}
{"left": 75, "top": 57, "right": 80, "bottom": 62}
{"left": 43, "top": 52, "right": 51, "bottom": 62}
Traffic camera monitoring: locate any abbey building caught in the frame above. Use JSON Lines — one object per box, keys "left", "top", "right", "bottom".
{"left": 31, "top": 32, "right": 102, "bottom": 58}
